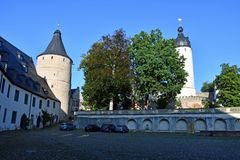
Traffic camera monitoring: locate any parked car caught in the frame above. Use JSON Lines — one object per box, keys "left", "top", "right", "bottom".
{"left": 100, "top": 124, "right": 116, "bottom": 133}
{"left": 59, "top": 122, "right": 75, "bottom": 131}
{"left": 114, "top": 125, "right": 129, "bottom": 133}
{"left": 85, "top": 124, "right": 100, "bottom": 132}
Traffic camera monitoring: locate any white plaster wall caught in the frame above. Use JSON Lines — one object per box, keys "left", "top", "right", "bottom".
{"left": 36, "top": 54, "right": 72, "bottom": 117}
{"left": 0, "top": 72, "right": 29, "bottom": 130}
{"left": 176, "top": 47, "right": 196, "bottom": 97}
{"left": 0, "top": 70, "right": 60, "bottom": 131}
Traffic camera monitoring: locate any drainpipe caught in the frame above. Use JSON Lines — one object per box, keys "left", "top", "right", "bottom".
{"left": 0, "top": 73, "right": 3, "bottom": 89}
{"left": 28, "top": 93, "right": 33, "bottom": 129}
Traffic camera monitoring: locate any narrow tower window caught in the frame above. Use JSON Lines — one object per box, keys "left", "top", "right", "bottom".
{"left": 51, "top": 56, "right": 53, "bottom": 59}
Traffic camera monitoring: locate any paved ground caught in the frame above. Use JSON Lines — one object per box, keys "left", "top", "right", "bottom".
{"left": 1, "top": 126, "right": 240, "bottom": 160}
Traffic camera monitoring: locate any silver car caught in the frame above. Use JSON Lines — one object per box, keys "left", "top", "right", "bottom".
{"left": 59, "top": 122, "right": 75, "bottom": 131}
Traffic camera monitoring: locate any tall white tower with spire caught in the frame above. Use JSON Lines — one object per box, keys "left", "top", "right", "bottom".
{"left": 36, "top": 30, "right": 72, "bottom": 119}
{"left": 176, "top": 19, "right": 196, "bottom": 97}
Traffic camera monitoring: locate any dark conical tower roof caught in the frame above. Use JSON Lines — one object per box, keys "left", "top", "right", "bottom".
{"left": 39, "top": 30, "right": 72, "bottom": 61}
{"left": 176, "top": 26, "right": 191, "bottom": 48}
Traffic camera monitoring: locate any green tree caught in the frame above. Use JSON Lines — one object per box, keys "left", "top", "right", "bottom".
{"left": 80, "top": 29, "right": 132, "bottom": 110}
{"left": 201, "top": 81, "right": 214, "bottom": 92}
{"left": 201, "top": 81, "right": 215, "bottom": 108}
{"left": 214, "top": 63, "right": 240, "bottom": 107}
{"left": 129, "top": 29, "right": 187, "bottom": 108}
{"left": 42, "top": 110, "right": 51, "bottom": 127}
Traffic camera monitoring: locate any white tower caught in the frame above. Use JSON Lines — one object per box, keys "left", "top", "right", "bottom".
{"left": 176, "top": 21, "right": 196, "bottom": 97}
{"left": 36, "top": 30, "right": 72, "bottom": 118}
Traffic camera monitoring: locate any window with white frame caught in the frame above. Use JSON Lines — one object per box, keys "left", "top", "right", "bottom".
{"left": 14, "top": 90, "right": 20, "bottom": 101}
{"left": 1, "top": 78, "right": 5, "bottom": 94}
{"left": 32, "top": 97, "right": 36, "bottom": 107}
{"left": 3, "top": 108, "right": 7, "bottom": 123}
{"left": 11, "top": 111, "right": 17, "bottom": 124}
{"left": 39, "top": 100, "right": 42, "bottom": 109}
{"left": 24, "top": 94, "right": 29, "bottom": 105}
{"left": 7, "top": 84, "right": 11, "bottom": 98}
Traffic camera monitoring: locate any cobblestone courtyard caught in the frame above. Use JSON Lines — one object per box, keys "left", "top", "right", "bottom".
{"left": 1, "top": 126, "right": 240, "bottom": 160}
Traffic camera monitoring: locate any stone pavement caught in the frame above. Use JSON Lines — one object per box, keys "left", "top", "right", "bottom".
{"left": 1, "top": 126, "right": 240, "bottom": 160}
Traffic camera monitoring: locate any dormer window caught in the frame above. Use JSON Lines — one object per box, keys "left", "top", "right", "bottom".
{"left": 24, "top": 66, "right": 28, "bottom": 73}
{"left": 17, "top": 51, "right": 23, "bottom": 60}
{"left": 43, "top": 88, "right": 48, "bottom": 95}
{"left": 26, "top": 78, "right": 33, "bottom": 87}
{"left": 18, "top": 74, "right": 26, "bottom": 83}
{"left": 21, "top": 62, "right": 28, "bottom": 73}
{"left": 33, "top": 82, "right": 40, "bottom": 91}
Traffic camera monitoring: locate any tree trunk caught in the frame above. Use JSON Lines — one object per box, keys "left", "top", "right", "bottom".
{"left": 109, "top": 98, "right": 113, "bottom": 110}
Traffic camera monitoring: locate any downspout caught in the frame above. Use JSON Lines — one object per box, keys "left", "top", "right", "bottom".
{"left": 0, "top": 73, "right": 3, "bottom": 89}
{"left": 28, "top": 93, "right": 33, "bottom": 129}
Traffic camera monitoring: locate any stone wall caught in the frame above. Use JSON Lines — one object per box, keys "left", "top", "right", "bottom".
{"left": 74, "top": 108, "right": 240, "bottom": 132}
{"left": 177, "top": 92, "right": 209, "bottom": 108}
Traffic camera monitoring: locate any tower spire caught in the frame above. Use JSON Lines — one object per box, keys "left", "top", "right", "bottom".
{"left": 178, "top": 18, "right": 182, "bottom": 27}
{"left": 176, "top": 18, "right": 191, "bottom": 47}
{"left": 57, "top": 23, "right": 60, "bottom": 30}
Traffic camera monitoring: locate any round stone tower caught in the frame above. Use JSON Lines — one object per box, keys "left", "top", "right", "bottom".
{"left": 36, "top": 30, "right": 72, "bottom": 118}
{"left": 176, "top": 26, "right": 196, "bottom": 97}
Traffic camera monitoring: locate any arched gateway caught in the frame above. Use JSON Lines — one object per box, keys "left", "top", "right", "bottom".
{"left": 20, "top": 114, "right": 28, "bottom": 129}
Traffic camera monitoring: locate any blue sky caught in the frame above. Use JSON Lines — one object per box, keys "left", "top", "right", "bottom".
{"left": 1, "top": 0, "right": 240, "bottom": 92}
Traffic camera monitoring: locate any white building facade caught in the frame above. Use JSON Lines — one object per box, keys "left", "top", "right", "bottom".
{"left": 0, "top": 37, "right": 60, "bottom": 131}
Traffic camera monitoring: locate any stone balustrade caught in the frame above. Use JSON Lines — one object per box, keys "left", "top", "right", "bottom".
{"left": 74, "top": 107, "right": 240, "bottom": 133}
